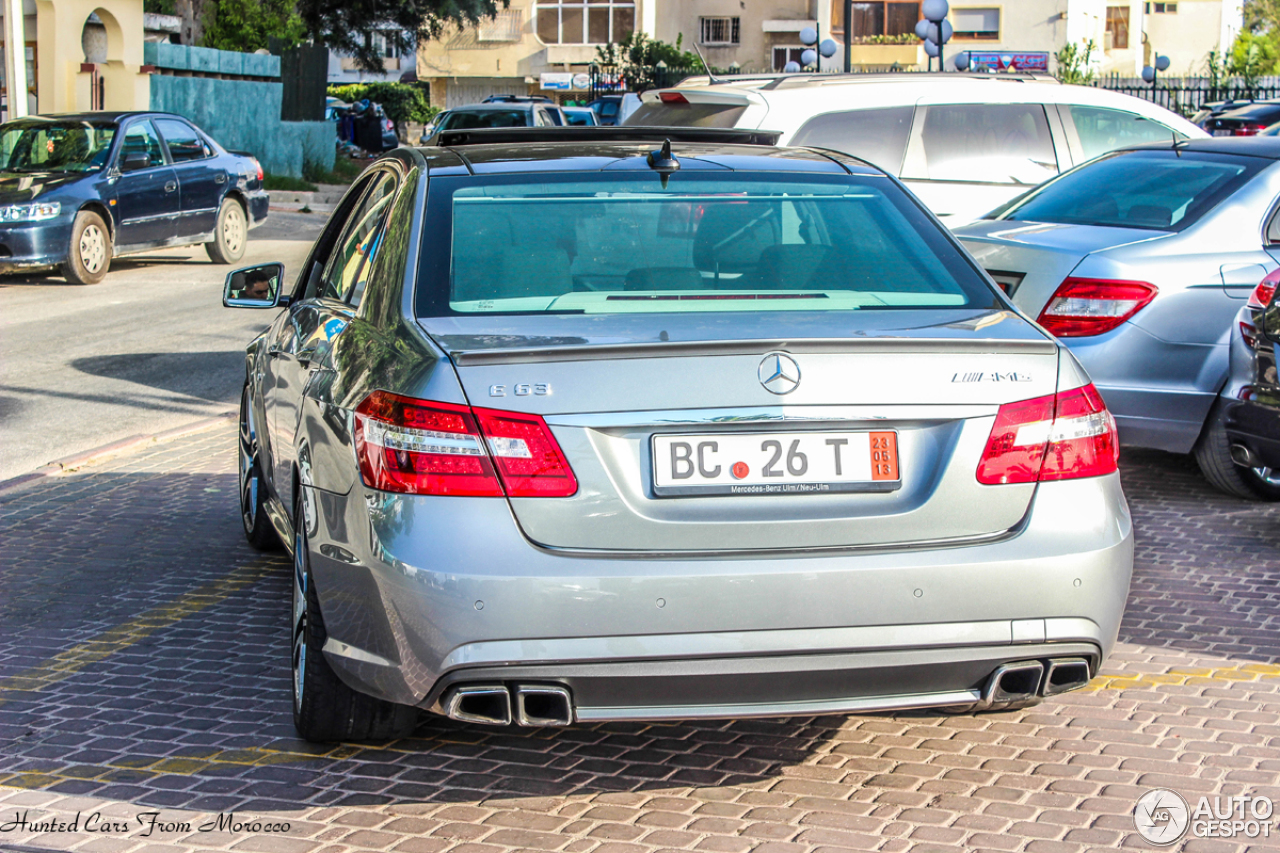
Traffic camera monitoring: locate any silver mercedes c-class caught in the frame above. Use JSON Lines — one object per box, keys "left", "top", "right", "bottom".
{"left": 223, "top": 127, "right": 1134, "bottom": 742}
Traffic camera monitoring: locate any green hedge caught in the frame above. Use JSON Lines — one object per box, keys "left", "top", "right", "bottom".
{"left": 327, "top": 83, "right": 440, "bottom": 125}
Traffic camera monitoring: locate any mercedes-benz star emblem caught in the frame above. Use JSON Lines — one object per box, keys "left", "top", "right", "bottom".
{"left": 758, "top": 352, "right": 801, "bottom": 395}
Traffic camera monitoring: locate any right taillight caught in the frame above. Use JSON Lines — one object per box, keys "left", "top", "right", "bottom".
{"left": 353, "top": 391, "right": 577, "bottom": 497}
{"left": 1248, "top": 268, "right": 1280, "bottom": 309}
{"left": 977, "top": 383, "right": 1119, "bottom": 485}
{"left": 1037, "top": 278, "right": 1158, "bottom": 337}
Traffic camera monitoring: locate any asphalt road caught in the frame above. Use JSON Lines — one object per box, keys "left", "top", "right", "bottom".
{"left": 0, "top": 211, "right": 327, "bottom": 481}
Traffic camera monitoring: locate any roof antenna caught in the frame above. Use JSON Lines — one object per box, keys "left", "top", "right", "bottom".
{"left": 647, "top": 138, "right": 681, "bottom": 188}
{"left": 691, "top": 41, "right": 721, "bottom": 84}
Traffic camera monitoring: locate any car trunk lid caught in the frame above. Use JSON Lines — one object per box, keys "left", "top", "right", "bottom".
{"left": 956, "top": 220, "right": 1170, "bottom": 318}
{"left": 420, "top": 311, "right": 1060, "bottom": 553}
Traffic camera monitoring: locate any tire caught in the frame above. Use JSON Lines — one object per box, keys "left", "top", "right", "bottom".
{"left": 1193, "top": 400, "right": 1280, "bottom": 501}
{"left": 206, "top": 198, "right": 247, "bottom": 264}
{"left": 61, "top": 210, "right": 111, "bottom": 284}
{"left": 292, "top": 491, "right": 418, "bottom": 743}
{"left": 238, "top": 385, "right": 282, "bottom": 551}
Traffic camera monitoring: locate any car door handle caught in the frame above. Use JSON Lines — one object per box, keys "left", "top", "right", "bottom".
{"left": 164, "top": 181, "right": 177, "bottom": 193}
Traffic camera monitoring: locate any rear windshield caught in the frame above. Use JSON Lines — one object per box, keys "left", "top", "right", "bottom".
{"left": 438, "top": 110, "right": 529, "bottom": 130}
{"left": 415, "top": 172, "right": 997, "bottom": 317}
{"left": 625, "top": 102, "right": 747, "bottom": 128}
{"left": 999, "top": 150, "right": 1265, "bottom": 231}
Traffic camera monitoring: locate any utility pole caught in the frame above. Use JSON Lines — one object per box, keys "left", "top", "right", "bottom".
{"left": 5, "top": 0, "right": 27, "bottom": 118}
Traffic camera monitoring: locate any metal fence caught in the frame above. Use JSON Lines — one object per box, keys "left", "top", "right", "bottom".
{"left": 1092, "top": 75, "right": 1280, "bottom": 117}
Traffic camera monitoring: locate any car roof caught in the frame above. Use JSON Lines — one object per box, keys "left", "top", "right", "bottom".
{"left": 20, "top": 111, "right": 187, "bottom": 123}
{"left": 1121, "top": 136, "right": 1280, "bottom": 159}
{"left": 408, "top": 136, "right": 881, "bottom": 178}
{"left": 448, "top": 103, "right": 546, "bottom": 113}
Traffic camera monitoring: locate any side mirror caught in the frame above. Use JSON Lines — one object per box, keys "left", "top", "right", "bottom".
{"left": 224, "top": 262, "right": 286, "bottom": 309}
{"left": 121, "top": 151, "right": 151, "bottom": 171}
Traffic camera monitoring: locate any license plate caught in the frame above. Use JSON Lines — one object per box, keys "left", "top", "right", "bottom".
{"left": 652, "top": 431, "right": 900, "bottom": 497}
{"left": 1213, "top": 129, "right": 1234, "bottom": 137}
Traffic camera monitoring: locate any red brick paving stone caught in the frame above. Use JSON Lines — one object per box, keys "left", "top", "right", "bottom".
{"left": 391, "top": 839, "right": 452, "bottom": 853}
{"left": 3, "top": 404, "right": 1280, "bottom": 853}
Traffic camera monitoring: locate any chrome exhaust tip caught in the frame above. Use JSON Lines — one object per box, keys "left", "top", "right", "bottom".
{"left": 444, "top": 685, "right": 512, "bottom": 726}
{"left": 1231, "top": 443, "right": 1259, "bottom": 468}
{"left": 514, "top": 684, "right": 573, "bottom": 727}
{"left": 984, "top": 661, "right": 1045, "bottom": 705}
{"left": 1044, "top": 658, "right": 1092, "bottom": 696}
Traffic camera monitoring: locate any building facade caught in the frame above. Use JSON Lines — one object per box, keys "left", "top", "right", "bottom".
{"left": 417, "top": 0, "right": 1242, "bottom": 106}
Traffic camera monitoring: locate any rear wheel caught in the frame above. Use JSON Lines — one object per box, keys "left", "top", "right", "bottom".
{"left": 292, "top": 490, "right": 418, "bottom": 742}
{"left": 238, "top": 385, "right": 281, "bottom": 550}
{"left": 1193, "top": 400, "right": 1280, "bottom": 500}
{"left": 61, "top": 210, "right": 111, "bottom": 284}
{"left": 206, "top": 198, "right": 247, "bottom": 264}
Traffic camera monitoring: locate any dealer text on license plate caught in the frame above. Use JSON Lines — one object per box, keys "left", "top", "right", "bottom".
{"left": 652, "top": 431, "right": 900, "bottom": 497}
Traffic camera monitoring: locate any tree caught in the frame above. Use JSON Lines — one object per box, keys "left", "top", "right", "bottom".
{"left": 296, "top": 0, "right": 506, "bottom": 74}
{"left": 1054, "top": 39, "right": 1096, "bottom": 85}
{"left": 1229, "top": 30, "right": 1279, "bottom": 86}
{"left": 201, "top": 0, "right": 307, "bottom": 53}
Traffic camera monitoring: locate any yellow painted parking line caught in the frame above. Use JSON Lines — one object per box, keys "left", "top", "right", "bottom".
{"left": 0, "top": 559, "right": 280, "bottom": 700}
{"left": 1085, "top": 662, "right": 1280, "bottom": 693}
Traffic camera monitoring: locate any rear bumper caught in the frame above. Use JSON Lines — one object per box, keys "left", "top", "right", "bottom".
{"left": 305, "top": 472, "right": 1133, "bottom": 720}
{"left": 1063, "top": 324, "right": 1221, "bottom": 453}
{"left": 245, "top": 190, "right": 269, "bottom": 228}
{"left": 0, "top": 219, "right": 74, "bottom": 271}
{"left": 1221, "top": 398, "right": 1280, "bottom": 468}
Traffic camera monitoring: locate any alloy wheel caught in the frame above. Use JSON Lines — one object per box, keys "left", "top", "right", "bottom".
{"left": 292, "top": 523, "right": 309, "bottom": 710}
{"left": 79, "top": 224, "right": 106, "bottom": 273}
{"left": 223, "top": 206, "right": 245, "bottom": 255}
{"left": 1253, "top": 466, "right": 1280, "bottom": 487}
{"left": 238, "top": 390, "right": 259, "bottom": 534}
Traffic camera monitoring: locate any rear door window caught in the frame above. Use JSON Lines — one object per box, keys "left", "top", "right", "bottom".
{"left": 154, "top": 118, "right": 211, "bottom": 161}
{"left": 791, "top": 107, "right": 915, "bottom": 174}
{"left": 1002, "top": 150, "right": 1263, "bottom": 231}
{"left": 319, "top": 171, "right": 399, "bottom": 304}
{"left": 1066, "top": 105, "right": 1184, "bottom": 161}
{"left": 907, "top": 104, "right": 1058, "bottom": 185}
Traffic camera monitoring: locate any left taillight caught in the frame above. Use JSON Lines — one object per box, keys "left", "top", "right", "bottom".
{"left": 1248, "top": 268, "right": 1280, "bottom": 310}
{"left": 977, "top": 383, "right": 1119, "bottom": 485}
{"left": 1037, "top": 277, "right": 1158, "bottom": 337}
{"left": 353, "top": 391, "right": 577, "bottom": 497}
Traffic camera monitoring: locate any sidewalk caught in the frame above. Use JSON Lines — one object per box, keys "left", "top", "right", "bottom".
{"left": 267, "top": 183, "right": 350, "bottom": 215}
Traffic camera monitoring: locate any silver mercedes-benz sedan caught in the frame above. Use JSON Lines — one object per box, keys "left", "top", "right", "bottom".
{"left": 224, "top": 127, "right": 1133, "bottom": 742}
{"left": 956, "top": 138, "right": 1280, "bottom": 500}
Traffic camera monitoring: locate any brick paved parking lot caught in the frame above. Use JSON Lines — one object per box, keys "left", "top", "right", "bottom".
{"left": 2, "top": 425, "right": 1280, "bottom": 853}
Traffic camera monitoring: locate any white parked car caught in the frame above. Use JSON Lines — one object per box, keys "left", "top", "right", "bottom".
{"left": 625, "top": 73, "right": 1207, "bottom": 225}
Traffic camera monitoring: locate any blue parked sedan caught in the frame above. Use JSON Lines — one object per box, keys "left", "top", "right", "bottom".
{"left": 0, "top": 112, "right": 269, "bottom": 284}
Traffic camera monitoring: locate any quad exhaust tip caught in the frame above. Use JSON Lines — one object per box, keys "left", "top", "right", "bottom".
{"left": 445, "top": 685, "right": 512, "bottom": 726}
{"left": 443, "top": 684, "right": 574, "bottom": 727}
{"left": 514, "top": 684, "right": 574, "bottom": 727}
{"left": 1044, "top": 658, "right": 1092, "bottom": 696}
{"left": 985, "top": 661, "right": 1045, "bottom": 705}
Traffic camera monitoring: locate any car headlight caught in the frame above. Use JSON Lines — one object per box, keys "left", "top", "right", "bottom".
{"left": 0, "top": 202, "right": 62, "bottom": 222}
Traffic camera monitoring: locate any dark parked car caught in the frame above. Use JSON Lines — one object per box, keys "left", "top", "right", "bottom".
{"left": 428, "top": 102, "right": 568, "bottom": 139}
{"left": 1210, "top": 270, "right": 1280, "bottom": 496}
{"left": 1201, "top": 101, "right": 1280, "bottom": 137}
{"left": 587, "top": 95, "right": 624, "bottom": 125}
{"left": 0, "top": 111, "right": 268, "bottom": 284}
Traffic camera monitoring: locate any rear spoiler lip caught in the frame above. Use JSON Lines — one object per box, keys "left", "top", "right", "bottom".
{"left": 432, "top": 126, "right": 781, "bottom": 147}
{"left": 447, "top": 336, "right": 1058, "bottom": 366}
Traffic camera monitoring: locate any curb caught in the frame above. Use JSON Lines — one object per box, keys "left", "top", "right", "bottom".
{"left": 0, "top": 411, "right": 237, "bottom": 494}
